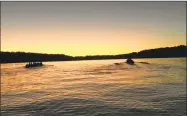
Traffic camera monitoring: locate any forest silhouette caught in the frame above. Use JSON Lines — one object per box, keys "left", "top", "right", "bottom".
{"left": 0, "top": 45, "right": 186, "bottom": 63}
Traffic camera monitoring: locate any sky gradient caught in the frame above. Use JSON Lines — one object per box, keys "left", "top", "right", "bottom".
{"left": 1, "top": 2, "right": 186, "bottom": 56}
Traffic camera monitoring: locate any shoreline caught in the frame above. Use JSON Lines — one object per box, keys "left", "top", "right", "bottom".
{"left": 1, "top": 57, "right": 186, "bottom": 64}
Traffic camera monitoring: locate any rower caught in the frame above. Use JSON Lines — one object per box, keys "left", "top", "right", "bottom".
{"left": 126, "top": 57, "right": 134, "bottom": 65}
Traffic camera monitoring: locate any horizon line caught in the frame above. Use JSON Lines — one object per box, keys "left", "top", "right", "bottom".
{"left": 1, "top": 44, "right": 186, "bottom": 57}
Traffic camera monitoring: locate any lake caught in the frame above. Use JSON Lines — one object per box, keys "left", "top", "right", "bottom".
{"left": 1, "top": 58, "right": 186, "bottom": 116}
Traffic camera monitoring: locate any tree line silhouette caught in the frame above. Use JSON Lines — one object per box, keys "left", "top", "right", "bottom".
{"left": 0, "top": 52, "right": 73, "bottom": 63}
{"left": 0, "top": 45, "right": 186, "bottom": 63}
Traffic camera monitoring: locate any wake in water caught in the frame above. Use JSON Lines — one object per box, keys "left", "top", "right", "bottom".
{"left": 1, "top": 58, "right": 186, "bottom": 116}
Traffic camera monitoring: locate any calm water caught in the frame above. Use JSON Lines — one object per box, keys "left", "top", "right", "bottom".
{"left": 1, "top": 58, "right": 186, "bottom": 116}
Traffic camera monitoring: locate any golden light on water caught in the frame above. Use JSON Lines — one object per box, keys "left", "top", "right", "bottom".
{"left": 1, "top": 2, "right": 186, "bottom": 116}
{"left": 1, "top": 58, "right": 186, "bottom": 116}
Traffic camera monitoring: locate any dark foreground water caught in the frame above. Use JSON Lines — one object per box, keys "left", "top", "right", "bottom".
{"left": 1, "top": 58, "right": 186, "bottom": 116}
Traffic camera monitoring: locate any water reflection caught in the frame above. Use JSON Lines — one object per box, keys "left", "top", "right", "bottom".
{"left": 1, "top": 58, "right": 186, "bottom": 116}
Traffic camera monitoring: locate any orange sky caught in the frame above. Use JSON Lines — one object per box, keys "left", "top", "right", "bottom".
{"left": 1, "top": 2, "right": 186, "bottom": 56}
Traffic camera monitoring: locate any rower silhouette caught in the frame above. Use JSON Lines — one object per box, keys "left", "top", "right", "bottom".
{"left": 126, "top": 57, "right": 134, "bottom": 65}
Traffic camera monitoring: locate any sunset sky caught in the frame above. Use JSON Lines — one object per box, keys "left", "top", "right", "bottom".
{"left": 1, "top": 2, "right": 186, "bottom": 56}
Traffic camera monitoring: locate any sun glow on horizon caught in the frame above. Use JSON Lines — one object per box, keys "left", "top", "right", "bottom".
{"left": 1, "top": 25, "right": 186, "bottom": 56}
{"left": 1, "top": 2, "right": 186, "bottom": 56}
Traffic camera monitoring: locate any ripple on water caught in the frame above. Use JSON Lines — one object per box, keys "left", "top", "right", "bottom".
{"left": 1, "top": 58, "right": 186, "bottom": 116}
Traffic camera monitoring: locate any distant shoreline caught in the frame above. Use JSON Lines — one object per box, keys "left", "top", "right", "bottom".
{"left": 1, "top": 45, "right": 186, "bottom": 63}
{"left": 0, "top": 57, "right": 186, "bottom": 64}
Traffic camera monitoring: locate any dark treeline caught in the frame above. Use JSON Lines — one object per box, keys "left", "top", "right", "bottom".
{"left": 0, "top": 45, "right": 186, "bottom": 63}
{"left": 0, "top": 52, "right": 73, "bottom": 63}
{"left": 74, "top": 45, "right": 187, "bottom": 60}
